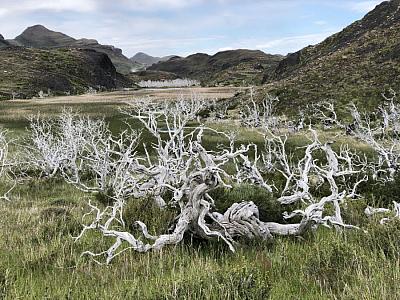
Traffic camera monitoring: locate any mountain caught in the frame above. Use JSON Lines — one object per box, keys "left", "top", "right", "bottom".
{"left": 14, "top": 25, "right": 75, "bottom": 47}
{"left": 0, "top": 47, "right": 131, "bottom": 100}
{"left": 0, "top": 34, "right": 10, "bottom": 47}
{"left": 11, "top": 25, "right": 139, "bottom": 74}
{"left": 261, "top": 0, "right": 400, "bottom": 111}
{"left": 130, "top": 52, "right": 177, "bottom": 67}
{"left": 148, "top": 49, "right": 283, "bottom": 86}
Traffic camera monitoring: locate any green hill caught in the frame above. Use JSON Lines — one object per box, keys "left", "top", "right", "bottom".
{"left": 0, "top": 47, "right": 130, "bottom": 100}
{"left": 148, "top": 49, "right": 283, "bottom": 86}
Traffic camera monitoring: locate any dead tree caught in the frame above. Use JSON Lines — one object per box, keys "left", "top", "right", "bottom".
{"left": 264, "top": 128, "right": 368, "bottom": 206}
{"left": 0, "top": 130, "right": 16, "bottom": 201}
{"left": 240, "top": 89, "right": 280, "bottom": 130}
{"left": 365, "top": 201, "right": 400, "bottom": 224}
{"left": 312, "top": 98, "right": 400, "bottom": 181}
{"left": 23, "top": 110, "right": 157, "bottom": 209}
{"left": 23, "top": 110, "right": 108, "bottom": 178}
{"left": 348, "top": 103, "right": 400, "bottom": 180}
{"left": 313, "top": 101, "right": 345, "bottom": 130}
{"left": 68, "top": 100, "right": 370, "bottom": 264}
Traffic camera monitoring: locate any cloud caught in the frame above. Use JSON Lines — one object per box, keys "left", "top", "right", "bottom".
{"left": 0, "top": 0, "right": 97, "bottom": 14}
{"left": 347, "top": 1, "right": 384, "bottom": 13}
{"left": 101, "top": 0, "right": 202, "bottom": 11}
{"left": 256, "top": 32, "right": 336, "bottom": 55}
{"left": 118, "top": 36, "right": 222, "bottom": 53}
{"left": 218, "top": 47, "right": 233, "bottom": 52}
{"left": 0, "top": 0, "right": 383, "bottom": 57}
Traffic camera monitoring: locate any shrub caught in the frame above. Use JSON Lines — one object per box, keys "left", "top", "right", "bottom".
{"left": 38, "top": 207, "right": 81, "bottom": 240}
{"left": 210, "top": 184, "right": 287, "bottom": 223}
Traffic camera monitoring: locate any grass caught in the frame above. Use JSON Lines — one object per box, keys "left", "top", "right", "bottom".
{"left": 0, "top": 99, "right": 399, "bottom": 299}
{"left": 0, "top": 181, "right": 398, "bottom": 299}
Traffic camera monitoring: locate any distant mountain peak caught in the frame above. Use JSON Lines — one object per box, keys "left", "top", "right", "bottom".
{"left": 21, "top": 24, "right": 71, "bottom": 38}
{"left": 130, "top": 52, "right": 177, "bottom": 67}
{"left": 15, "top": 24, "right": 76, "bottom": 48}
{"left": 25, "top": 24, "right": 51, "bottom": 31}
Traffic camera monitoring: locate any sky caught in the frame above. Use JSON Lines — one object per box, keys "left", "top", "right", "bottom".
{"left": 0, "top": 0, "right": 386, "bottom": 57}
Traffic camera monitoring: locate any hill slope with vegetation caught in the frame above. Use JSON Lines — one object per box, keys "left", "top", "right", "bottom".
{"left": 148, "top": 49, "right": 283, "bottom": 86}
{"left": 261, "top": 0, "right": 400, "bottom": 111}
{"left": 0, "top": 47, "right": 130, "bottom": 100}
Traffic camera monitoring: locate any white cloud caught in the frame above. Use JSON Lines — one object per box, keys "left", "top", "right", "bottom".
{"left": 110, "top": 0, "right": 202, "bottom": 11}
{"left": 218, "top": 47, "right": 233, "bottom": 52}
{"left": 347, "top": 1, "right": 384, "bottom": 13}
{"left": 0, "top": 0, "right": 97, "bottom": 14}
{"left": 0, "top": 0, "right": 383, "bottom": 57}
{"left": 118, "top": 36, "right": 221, "bottom": 53}
{"left": 256, "top": 32, "right": 336, "bottom": 55}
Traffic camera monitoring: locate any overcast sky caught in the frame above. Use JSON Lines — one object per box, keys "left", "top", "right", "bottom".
{"left": 0, "top": 0, "right": 385, "bottom": 57}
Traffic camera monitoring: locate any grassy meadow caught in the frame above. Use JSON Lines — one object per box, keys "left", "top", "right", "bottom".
{"left": 0, "top": 95, "right": 399, "bottom": 299}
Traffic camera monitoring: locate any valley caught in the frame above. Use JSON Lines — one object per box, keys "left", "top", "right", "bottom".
{"left": 0, "top": 1, "right": 400, "bottom": 299}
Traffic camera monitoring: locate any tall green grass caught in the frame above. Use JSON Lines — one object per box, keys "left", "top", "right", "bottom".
{"left": 0, "top": 180, "right": 398, "bottom": 299}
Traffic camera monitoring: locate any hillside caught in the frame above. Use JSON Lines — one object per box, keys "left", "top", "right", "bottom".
{"left": 262, "top": 0, "right": 400, "bottom": 111}
{"left": 8, "top": 25, "right": 139, "bottom": 74}
{"left": 130, "top": 52, "right": 176, "bottom": 68}
{"left": 0, "top": 34, "right": 11, "bottom": 47}
{"left": 0, "top": 47, "right": 131, "bottom": 100}
{"left": 148, "top": 49, "right": 283, "bottom": 86}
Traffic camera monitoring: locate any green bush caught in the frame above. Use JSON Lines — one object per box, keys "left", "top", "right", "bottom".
{"left": 360, "top": 174, "right": 400, "bottom": 207}
{"left": 38, "top": 207, "right": 81, "bottom": 241}
{"left": 122, "top": 197, "right": 176, "bottom": 235}
{"left": 210, "top": 184, "right": 287, "bottom": 223}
